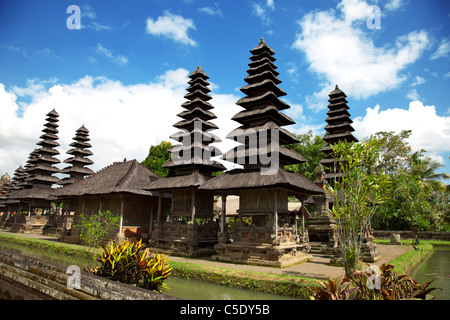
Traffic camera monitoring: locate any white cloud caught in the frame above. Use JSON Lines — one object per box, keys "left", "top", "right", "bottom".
{"left": 430, "top": 39, "right": 450, "bottom": 60}
{"left": 0, "top": 69, "right": 242, "bottom": 177}
{"left": 353, "top": 101, "right": 450, "bottom": 163}
{"left": 292, "top": 0, "right": 429, "bottom": 110}
{"left": 198, "top": 4, "right": 223, "bottom": 17}
{"left": 410, "top": 75, "right": 426, "bottom": 86}
{"left": 146, "top": 11, "right": 197, "bottom": 46}
{"left": 384, "top": 0, "right": 404, "bottom": 12}
{"left": 252, "top": 0, "right": 275, "bottom": 25}
{"left": 81, "top": 4, "right": 113, "bottom": 31}
{"left": 406, "top": 88, "right": 420, "bottom": 100}
{"left": 96, "top": 44, "right": 128, "bottom": 65}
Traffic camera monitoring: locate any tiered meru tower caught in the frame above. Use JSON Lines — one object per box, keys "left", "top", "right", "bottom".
{"left": 147, "top": 66, "right": 225, "bottom": 257}
{"left": 59, "top": 125, "right": 94, "bottom": 186}
{"left": 27, "top": 109, "right": 61, "bottom": 188}
{"left": 200, "top": 38, "right": 324, "bottom": 267}
{"left": 320, "top": 85, "right": 358, "bottom": 184}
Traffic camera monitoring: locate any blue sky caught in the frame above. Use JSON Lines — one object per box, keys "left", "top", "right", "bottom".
{"left": 0, "top": 0, "right": 449, "bottom": 178}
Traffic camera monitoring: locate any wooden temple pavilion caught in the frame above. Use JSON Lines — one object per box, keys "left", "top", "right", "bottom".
{"left": 146, "top": 66, "right": 225, "bottom": 258}
{"left": 54, "top": 159, "right": 170, "bottom": 244}
{"left": 199, "top": 39, "right": 324, "bottom": 268}
{"left": 6, "top": 109, "right": 62, "bottom": 233}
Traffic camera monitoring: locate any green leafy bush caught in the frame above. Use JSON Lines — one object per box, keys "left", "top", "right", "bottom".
{"left": 87, "top": 239, "right": 172, "bottom": 292}
{"left": 74, "top": 210, "right": 120, "bottom": 252}
{"left": 310, "top": 263, "right": 440, "bottom": 300}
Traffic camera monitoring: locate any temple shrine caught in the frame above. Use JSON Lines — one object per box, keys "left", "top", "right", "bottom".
{"left": 146, "top": 66, "right": 225, "bottom": 257}
{"left": 200, "top": 39, "right": 324, "bottom": 267}
{"left": 7, "top": 109, "right": 61, "bottom": 233}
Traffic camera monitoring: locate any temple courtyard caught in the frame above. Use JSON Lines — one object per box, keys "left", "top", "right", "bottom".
{"left": 0, "top": 229, "right": 410, "bottom": 280}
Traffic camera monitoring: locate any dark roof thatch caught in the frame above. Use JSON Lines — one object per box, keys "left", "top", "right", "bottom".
{"left": 199, "top": 168, "right": 325, "bottom": 196}
{"left": 54, "top": 159, "right": 163, "bottom": 197}
{"left": 145, "top": 171, "right": 211, "bottom": 191}
{"left": 7, "top": 186, "right": 57, "bottom": 201}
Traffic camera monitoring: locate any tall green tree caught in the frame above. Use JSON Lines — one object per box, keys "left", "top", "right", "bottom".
{"left": 141, "top": 141, "right": 172, "bottom": 177}
{"left": 409, "top": 151, "right": 450, "bottom": 192}
{"left": 327, "top": 138, "right": 390, "bottom": 276}
{"left": 372, "top": 130, "right": 412, "bottom": 176}
{"left": 285, "top": 130, "right": 326, "bottom": 180}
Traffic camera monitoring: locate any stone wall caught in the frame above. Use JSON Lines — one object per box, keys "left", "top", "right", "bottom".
{"left": 0, "top": 248, "right": 178, "bottom": 300}
{"left": 373, "top": 230, "right": 450, "bottom": 241}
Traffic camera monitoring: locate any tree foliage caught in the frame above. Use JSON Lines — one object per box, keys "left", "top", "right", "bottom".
{"left": 327, "top": 138, "right": 391, "bottom": 276}
{"left": 285, "top": 130, "right": 326, "bottom": 181}
{"left": 74, "top": 210, "right": 120, "bottom": 252}
{"left": 141, "top": 141, "right": 172, "bottom": 177}
{"left": 369, "top": 131, "right": 449, "bottom": 232}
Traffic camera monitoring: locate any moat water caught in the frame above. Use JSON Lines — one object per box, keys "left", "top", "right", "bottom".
{"left": 410, "top": 247, "right": 450, "bottom": 300}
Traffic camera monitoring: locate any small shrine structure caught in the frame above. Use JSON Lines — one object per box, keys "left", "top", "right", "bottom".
{"left": 55, "top": 159, "right": 170, "bottom": 244}
{"left": 146, "top": 66, "right": 225, "bottom": 258}
{"left": 200, "top": 39, "right": 324, "bottom": 267}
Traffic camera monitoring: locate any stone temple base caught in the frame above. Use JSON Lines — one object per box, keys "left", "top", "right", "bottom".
{"left": 147, "top": 242, "right": 217, "bottom": 259}
{"left": 329, "top": 241, "right": 381, "bottom": 266}
{"left": 212, "top": 242, "right": 313, "bottom": 268}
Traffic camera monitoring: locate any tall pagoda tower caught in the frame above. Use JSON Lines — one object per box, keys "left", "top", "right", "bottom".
{"left": 22, "top": 149, "right": 40, "bottom": 188}
{"left": 320, "top": 85, "right": 358, "bottom": 184}
{"left": 10, "top": 166, "right": 27, "bottom": 191}
{"left": 223, "top": 38, "right": 306, "bottom": 172}
{"left": 59, "top": 125, "right": 94, "bottom": 186}
{"left": 147, "top": 66, "right": 225, "bottom": 257}
{"left": 27, "top": 109, "right": 61, "bottom": 188}
{"left": 200, "top": 39, "right": 324, "bottom": 267}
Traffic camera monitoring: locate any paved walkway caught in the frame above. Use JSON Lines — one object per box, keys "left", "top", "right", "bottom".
{"left": 0, "top": 230, "right": 411, "bottom": 280}
{"left": 170, "top": 244, "right": 411, "bottom": 279}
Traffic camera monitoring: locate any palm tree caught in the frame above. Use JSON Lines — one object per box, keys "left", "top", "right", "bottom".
{"left": 409, "top": 151, "right": 450, "bottom": 192}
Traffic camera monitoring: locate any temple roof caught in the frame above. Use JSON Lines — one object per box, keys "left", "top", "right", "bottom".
{"left": 199, "top": 168, "right": 324, "bottom": 196}
{"left": 27, "top": 109, "right": 61, "bottom": 187}
{"left": 54, "top": 159, "right": 162, "bottom": 197}
{"left": 162, "top": 66, "right": 225, "bottom": 175}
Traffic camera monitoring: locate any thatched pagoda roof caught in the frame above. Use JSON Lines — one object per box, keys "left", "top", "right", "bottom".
{"left": 199, "top": 168, "right": 324, "bottom": 196}
{"left": 145, "top": 171, "right": 211, "bottom": 191}
{"left": 7, "top": 186, "right": 57, "bottom": 201}
{"left": 54, "top": 159, "right": 162, "bottom": 197}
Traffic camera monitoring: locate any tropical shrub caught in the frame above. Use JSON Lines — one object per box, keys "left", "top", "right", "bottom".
{"left": 86, "top": 239, "right": 172, "bottom": 292}
{"left": 74, "top": 210, "right": 120, "bottom": 252}
{"left": 310, "top": 263, "right": 440, "bottom": 300}
{"left": 310, "top": 275, "right": 356, "bottom": 300}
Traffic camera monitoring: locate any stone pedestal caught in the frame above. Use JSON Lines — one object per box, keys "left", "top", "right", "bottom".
{"left": 390, "top": 233, "right": 402, "bottom": 245}
{"left": 213, "top": 220, "right": 312, "bottom": 268}
{"left": 149, "top": 218, "right": 219, "bottom": 258}
{"left": 306, "top": 216, "right": 338, "bottom": 254}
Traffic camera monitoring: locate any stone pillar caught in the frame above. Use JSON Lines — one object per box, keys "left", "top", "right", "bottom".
{"left": 221, "top": 194, "right": 227, "bottom": 235}
{"left": 273, "top": 189, "right": 278, "bottom": 238}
